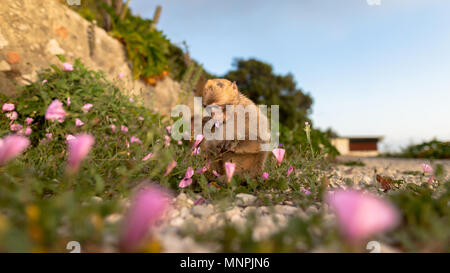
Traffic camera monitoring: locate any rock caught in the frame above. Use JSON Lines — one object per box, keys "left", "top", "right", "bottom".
{"left": 306, "top": 206, "right": 319, "bottom": 215}
{"left": 169, "top": 217, "right": 184, "bottom": 227}
{"left": 105, "top": 213, "right": 122, "bottom": 224}
{"left": 0, "top": 32, "right": 8, "bottom": 49}
{"left": 235, "top": 193, "right": 257, "bottom": 207}
{"left": 45, "top": 39, "right": 65, "bottom": 55}
{"left": 0, "top": 61, "right": 11, "bottom": 72}
{"left": 191, "top": 205, "right": 214, "bottom": 218}
{"left": 274, "top": 205, "right": 298, "bottom": 216}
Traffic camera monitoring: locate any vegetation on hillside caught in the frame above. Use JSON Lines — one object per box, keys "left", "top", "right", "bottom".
{"left": 383, "top": 140, "right": 450, "bottom": 159}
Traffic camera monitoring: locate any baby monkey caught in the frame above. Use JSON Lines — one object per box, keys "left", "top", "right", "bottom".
{"left": 198, "top": 79, "right": 270, "bottom": 182}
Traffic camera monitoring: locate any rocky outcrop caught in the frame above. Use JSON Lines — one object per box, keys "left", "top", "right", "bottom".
{"left": 0, "top": 0, "right": 185, "bottom": 117}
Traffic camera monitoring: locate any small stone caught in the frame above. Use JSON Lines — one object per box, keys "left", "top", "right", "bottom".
{"left": 274, "top": 205, "right": 298, "bottom": 216}
{"left": 235, "top": 193, "right": 257, "bottom": 207}
{"left": 105, "top": 213, "right": 122, "bottom": 224}
{"left": 7, "top": 51, "right": 20, "bottom": 64}
{"left": 0, "top": 60, "right": 11, "bottom": 72}
{"left": 170, "top": 217, "right": 184, "bottom": 227}
{"left": 0, "top": 32, "right": 8, "bottom": 49}
{"left": 90, "top": 196, "right": 103, "bottom": 203}
{"left": 45, "top": 39, "right": 65, "bottom": 56}
{"left": 306, "top": 206, "right": 319, "bottom": 215}
{"left": 191, "top": 205, "right": 213, "bottom": 218}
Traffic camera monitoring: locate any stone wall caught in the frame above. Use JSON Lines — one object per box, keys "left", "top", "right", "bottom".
{"left": 0, "top": 0, "right": 186, "bottom": 117}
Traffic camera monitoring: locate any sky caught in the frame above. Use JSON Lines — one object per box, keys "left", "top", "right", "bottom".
{"left": 129, "top": 0, "right": 450, "bottom": 152}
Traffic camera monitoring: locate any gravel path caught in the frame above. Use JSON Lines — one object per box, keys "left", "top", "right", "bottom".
{"left": 141, "top": 157, "right": 450, "bottom": 252}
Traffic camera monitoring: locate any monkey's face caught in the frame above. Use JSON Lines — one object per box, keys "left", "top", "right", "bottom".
{"left": 202, "top": 79, "right": 239, "bottom": 107}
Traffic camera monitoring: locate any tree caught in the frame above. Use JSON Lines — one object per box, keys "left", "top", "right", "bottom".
{"left": 224, "top": 58, "right": 313, "bottom": 128}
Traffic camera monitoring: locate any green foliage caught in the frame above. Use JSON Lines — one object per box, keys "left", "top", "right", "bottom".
{"left": 224, "top": 58, "right": 313, "bottom": 128}
{"left": 393, "top": 140, "right": 449, "bottom": 159}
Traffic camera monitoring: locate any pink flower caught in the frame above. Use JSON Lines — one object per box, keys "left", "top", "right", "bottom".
{"left": 193, "top": 134, "right": 204, "bottom": 148}
{"left": 130, "top": 136, "right": 142, "bottom": 144}
{"left": 177, "top": 140, "right": 182, "bottom": 145}
{"left": 326, "top": 189, "right": 400, "bottom": 242}
{"left": 67, "top": 134, "right": 95, "bottom": 172}
{"left": 287, "top": 166, "right": 294, "bottom": 177}
{"left": 10, "top": 124, "right": 23, "bottom": 132}
{"left": 196, "top": 166, "right": 208, "bottom": 174}
{"left": 166, "top": 126, "right": 172, "bottom": 134}
{"left": 225, "top": 162, "right": 236, "bottom": 182}
{"left": 63, "top": 63, "right": 74, "bottom": 71}
{"left": 300, "top": 188, "right": 311, "bottom": 195}
{"left": 179, "top": 167, "right": 194, "bottom": 188}
{"left": 66, "top": 134, "right": 76, "bottom": 144}
{"left": 194, "top": 198, "right": 205, "bottom": 205}
{"left": 110, "top": 124, "right": 116, "bottom": 132}
{"left": 121, "top": 125, "right": 128, "bottom": 133}
{"left": 212, "top": 170, "right": 220, "bottom": 177}
{"left": 215, "top": 120, "right": 221, "bottom": 128}
{"left": 118, "top": 73, "right": 124, "bottom": 79}
{"left": 2, "top": 103, "right": 15, "bottom": 112}
{"left": 272, "top": 148, "right": 285, "bottom": 164}
{"left": 164, "top": 135, "right": 171, "bottom": 146}
{"left": 24, "top": 127, "right": 32, "bottom": 136}
{"left": 0, "top": 135, "right": 30, "bottom": 166}
{"left": 262, "top": 172, "right": 269, "bottom": 180}
{"left": 6, "top": 111, "right": 18, "bottom": 120}
{"left": 75, "top": 118, "right": 84, "bottom": 127}
{"left": 142, "top": 152, "right": 153, "bottom": 161}
{"left": 164, "top": 161, "right": 177, "bottom": 176}
{"left": 138, "top": 116, "right": 144, "bottom": 121}
{"left": 125, "top": 139, "right": 130, "bottom": 149}
{"left": 129, "top": 98, "right": 134, "bottom": 103}
{"left": 67, "top": 97, "right": 71, "bottom": 107}
{"left": 427, "top": 175, "right": 434, "bottom": 185}
{"left": 119, "top": 185, "right": 171, "bottom": 252}
{"left": 192, "top": 147, "right": 200, "bottom": 155}
{"left": 41, "top": 80, "right": 48, "bottom": 85}
{"left": 45, "top": 133, "right": 53, "bottom": 140}
{"left": 25, "top": 117, "right": 33, "bottom": 125}
{"left": 45, "top": 100, "right": 66, "bottom": 123}
{"left": 82, "top": 103, "right": 93, "bottom": 113}
{"left": 421, "top": 163, "right": 433, "bottom": 173}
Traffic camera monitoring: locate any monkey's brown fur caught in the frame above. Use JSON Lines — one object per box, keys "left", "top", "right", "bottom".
{"left": 199, "top": 79, "right": 270, "bottom": 182}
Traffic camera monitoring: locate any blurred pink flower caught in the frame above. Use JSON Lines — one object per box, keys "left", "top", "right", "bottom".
{"left": 142, "top": 152, "right": 153, "bottom": 161}
{"left": 75, "top": 118, "right": 84, "bottom": 127}
{"left": 421, "top": 163, "right": 433, "bottom": 173}
{"left": 67, "top": 97, "right": 71, "bottom": 107}
{"left": 225, "top": 162, "right": 236, "bottom": 182}
{"left": 125, "top": 139, "right": 130, "bottom": 149}
{"left": 179, "top": 167, "right": 194, "bottom": 188}
{"left": 212, "top": 170, "right": 220, "bottom": 177}
{"left": 164, "top": 161, "right": 177, "bottom": 176}
{"left": 427, "top": 175, "right": 434, "bottom": 185}
{"left": 287, "top": 166, "right": 294, "bottom": 177}
{"left": 121, "top": 125, "right": 128, "bottom": 133}
{"left": 45, "top": 133, "right": 53, "bottom": 140}
{"left": 166, "top": 126, "right": 172, "bottom": 134}
{"left": 193, "top": 134, "right": 204, "bottom": 148}
{"left": 82, "top": 103, "right": 93, "bottom": 113}
{"left": 177, "top": 140, "right": 182, "bottom": 145}
{"left": 164, "top": 135, "right": 171, "bottom": 147}
{"left": 262, "top": 172, "right": 269, "bottom": 180}
{"left": 45, "top": 100, "right": 66, "bottom": 123}
{"left": 0, "top": 135, "right": 30, "bottom": 166}
{"left": 25, "top": 117, "right": 33, "bottom": 125}
{"left": 272, "top": 148, "right": 285, "bottom": 165}
{"left": 326, "top": 189, "right": 400, "bottom": 242}
{"left": 129, "top": 98, "right": 134, "bottom": 103}
{"left": 138, "top": 116, "right": 144, "bottom": 121}
{"left": 41, "top": 80, "right": 48, "bottom": 85}
{"left": 67, "top": 134, "right": 95, "bottom": 172}
{"left": 2, "top": 103, "right": 15, "bottom": 112}
{"left": 130, "top": 136, "right": 142, "bottom": 144}
{"left": 66, "top": 134, "right": 76, "bottom": 144}
{"left": 110, "top": 124, "right": 116, "bottom": 132}
{"left": 10, "top": 124, "right": 23, "bottom": 132}
{"left": 118, "top": 73, "right": 124, "bottom": 79}
{"left": 63, "top": 63, "right": 73, "bottom": 71}
{"left": 119, "top": 185, "right": 171, "bottom": 252}
{"left": 194, "top": 197, "right": 205, "bottom": 205}
{"left": 196, "top": 166, "right": 208, "bottom": 174}
{"left": 300, "top": 188, "right": 311, "bottom": 195}
{"left": 24, "top": 127, "right": 32, "bottom": 136}
{"left": 192, "top": 147, "right": 200, "bottom": 155}
{"left": 6, "top": 111, "right": 18, "bottom": 120}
